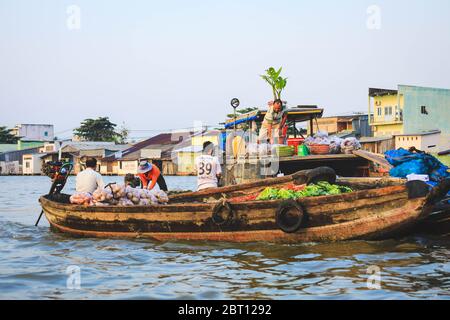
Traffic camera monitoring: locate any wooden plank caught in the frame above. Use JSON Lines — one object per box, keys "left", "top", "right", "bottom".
{"left": 280, "top": 154, "right": 358, "bottom": 162}
{"left": 352, "top": 149, "right": 393, "bottom": 170}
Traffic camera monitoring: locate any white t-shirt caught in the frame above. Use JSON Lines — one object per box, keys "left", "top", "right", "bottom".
{"left": 195, "top": 155, "right": 222, "bottom": 191}
{"left": 75, "top": 168, "right": 105, "bottom": 194}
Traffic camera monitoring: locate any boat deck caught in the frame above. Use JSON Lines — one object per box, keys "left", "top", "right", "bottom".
{"left": 279, "top": 154, "right": 358, "bottom": 162}
{"left": 278, "top": 154, "right": 369, "bottom": 176}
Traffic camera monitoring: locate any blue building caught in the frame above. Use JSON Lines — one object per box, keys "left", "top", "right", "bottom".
{"left": 368, "top": 85, "right": 450, "bottom": 152}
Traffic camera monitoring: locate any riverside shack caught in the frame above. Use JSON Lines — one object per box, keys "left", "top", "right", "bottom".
{"left": 222, "top": 106, "right": 370, "bottom": 185}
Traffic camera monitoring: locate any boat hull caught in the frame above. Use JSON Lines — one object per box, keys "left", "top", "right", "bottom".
{"left": 45, "top": 198, "right": 427, "bottom": 243}
{"left": 40, "top": 183, "right": 432, "bottom": 243}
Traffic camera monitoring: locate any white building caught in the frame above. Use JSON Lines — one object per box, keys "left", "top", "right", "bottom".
{"left": 394, "top": 130, "right": 441, "bottom": 153}
{"left": 11, "top": 124, "right": 54, "bottom": 142}
{"left": 0, "top": 161, "right": 20, "bottom": 175}
{"left": 22, "top": 153, "right": 46, "bottom": 175}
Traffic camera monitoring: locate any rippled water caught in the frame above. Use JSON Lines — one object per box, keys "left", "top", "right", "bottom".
{"left": 0, "top": 176, "right": 449, "bottom": 299}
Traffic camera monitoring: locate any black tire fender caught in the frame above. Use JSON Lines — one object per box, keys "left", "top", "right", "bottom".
{"left": 406, "top": 180, "right": 430, "bottom": 199}
{"left": 275, "top": 200, "right": 308, "bottom": 233}
{"left": 425, "top": 178, "right": 450, "bottom": 205}
{"left": 212, "top": 201, "right": 235, "bottom": 226}
{"left": 306, "top": 167, "right": 337, "bottom": 185}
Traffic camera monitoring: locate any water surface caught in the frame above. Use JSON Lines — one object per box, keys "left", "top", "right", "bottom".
{"left": 0, "top": 176, "right": 449, "bottom": 299}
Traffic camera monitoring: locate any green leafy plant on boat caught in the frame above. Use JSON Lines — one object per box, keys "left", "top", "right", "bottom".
{"left": 260, "top": 67, "right": 288, "bottom": 100}
{"left": 256, "top": 182, "right": 353, "bottom": 201}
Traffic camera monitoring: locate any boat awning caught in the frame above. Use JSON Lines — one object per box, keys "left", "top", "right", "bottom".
{"left": 225, "top": 115, "right": 259, "bottom": 129}
{"left": 224, "top": 108, "right": 323, "bottom": 128}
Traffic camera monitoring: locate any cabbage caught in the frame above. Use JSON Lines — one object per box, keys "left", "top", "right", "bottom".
{"left": 256, "top": 187, "right": 279, "bottom": 200}
{"left": 257, "top": 183, "right": 353, "bottom": 200}
{"left": 277, "top": 189, "right": 297, "bottom": 199}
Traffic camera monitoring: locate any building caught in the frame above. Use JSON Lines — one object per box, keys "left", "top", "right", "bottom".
{"left": 8, "top": 124, "right": 55, "bottom": 151}
{"left": 368, "top": 85, "right": 450, "bottom": 151}
{"left": 0, "top": 161, "right": 20, "bottom": 175}
{"left": 175, "top": 145, "right": 203, "bottom": 175}
{"left": 39, "top": 141, "right": 60, "bottom": 153}
{"left": 394, "top": 130, "right": 441, "bottom": 153}
{"left": 101, "top": 133, "right": 190, "bottom": 175}
{"left": 308, "top": 114, "right": 372, "bottom": 137}
{"left": 40, "top": 142, "right": 129, "bottom": 174}
{"left": 360, "top": 136, "right": 395, "bottom": 154}
{"left": 22, "top": 153, "right": 47, "bottom": 175}
{"left": 173, "top": 130, "right": 222, "bottom": 175}
{"left": 0, "top": 147, "right": 42, "bottom": 175}
{"left": 11, "top": 124, "right": 54, "bottom": 141}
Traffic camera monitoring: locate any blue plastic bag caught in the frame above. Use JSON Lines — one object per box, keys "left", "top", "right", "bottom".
{"left": 385, "top": 148, "right": 417, "bottom": 166}
{"left": 385, "top": 148, "right": 450, "bottom": 182}
{"left": 389, "top": 159, "right": 429, "bottom": 178}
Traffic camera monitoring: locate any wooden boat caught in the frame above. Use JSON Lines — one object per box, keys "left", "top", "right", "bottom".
{"left": 411, "top": 196, "right": 450, "bottom": 236}
{"left": 39, "top": 169, "right": 449, "bottom": 243}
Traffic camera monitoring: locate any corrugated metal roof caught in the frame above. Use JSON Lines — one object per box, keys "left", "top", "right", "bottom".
{"left": 360, "top": 136, "right": 394, "bottom": 143}
{"left": 225, "top": 108, "right": 324, "bottom": 127}
{"left": 61, "top": 142, "right": 127, "bottom": 151}
{"left": 0, "top": 147, "right": 42, "bottom": 163}
{"left": 174, "top": 146, "right": 203, "bottom": 153}
{"left": 0, "top": 144, "right": 17, "bottom": 153}
{"left": 102, "top": 132, "right": 192, "bottom": 161}
{"left": 394, "top": 130, "right": 441, "bottom": 137}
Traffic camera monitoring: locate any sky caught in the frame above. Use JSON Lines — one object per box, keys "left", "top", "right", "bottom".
{"left": 1, "top": 0, "right": 450, "bottom": 139}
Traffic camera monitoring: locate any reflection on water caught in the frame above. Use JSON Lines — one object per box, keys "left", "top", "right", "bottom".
{"left": 0, "top": 176, "right": 449, "bottom": 299}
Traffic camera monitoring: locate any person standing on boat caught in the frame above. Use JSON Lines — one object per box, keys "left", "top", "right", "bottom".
{"left": 75, "top": 158, "right": 105, "bottom": 194}
{"left": 258, "top": 99, "right": 288, "bottom": 144}
{"left": 137, "top": 160, "right": 168, "bottom": 191}
{"left": 195, "top": 141, "right": 222, "bottom": 191}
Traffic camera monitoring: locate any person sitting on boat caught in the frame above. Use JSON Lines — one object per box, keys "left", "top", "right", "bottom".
{"left": 258, "top": 99, "right": 288, "bottom": 144}
{"left": 137, "top": 160, "right": 168, "bottom": 191}
{"left": 75, "top": 158, "right": 105, "bottom": 194}
{"left": 195, "top": 141, "right": 222, "bottom": 191}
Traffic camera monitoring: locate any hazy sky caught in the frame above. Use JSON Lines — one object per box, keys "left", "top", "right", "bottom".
{"left": 1, "top": 0, "right": 450, "bottom": 139}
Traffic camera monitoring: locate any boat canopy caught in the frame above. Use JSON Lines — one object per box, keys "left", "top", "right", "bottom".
{"left": 224, "top": 107, "right": 324, "bottom": 129}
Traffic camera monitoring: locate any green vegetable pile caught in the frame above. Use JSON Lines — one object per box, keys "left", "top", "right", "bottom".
{"left": 256, "top": 182, "right": 353, "bottom": 201}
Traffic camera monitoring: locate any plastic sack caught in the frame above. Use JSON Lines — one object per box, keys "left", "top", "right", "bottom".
{"left": 315, "top": 131, "right": 329, "bottom": 138}
{"left": 389, "top": 159, "right": 429, "bottom": 178}
{"left": 329, "top": 136, "right": 343, "bottom": 154}
{"left": 385, "top": 148, "right": 450, "bottom": 182}
{"left": 70, "top": 192, "right": 92, "bottom": 205}
{"left": 385, "top": 148, "right": 417, "bottom": 166}
{"left": 87, "top": 185, "right": 170, "bottom": 206}
{"left": 340, "top": 137, "right": 361, "bottom": 154}
{"left": 305, "top": 131, "right": 331, "bottom": 146}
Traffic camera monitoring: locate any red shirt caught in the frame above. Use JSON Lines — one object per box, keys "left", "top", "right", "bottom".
{"left": 138, "top": 165, "right": 161, "bottom": 190}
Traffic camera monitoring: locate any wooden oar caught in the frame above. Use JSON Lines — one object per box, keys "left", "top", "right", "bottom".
{"left": 35, "top": 210, "right": 44, "bottom": 226}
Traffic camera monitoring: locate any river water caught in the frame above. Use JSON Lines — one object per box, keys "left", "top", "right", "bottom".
{"left": 0, "top": 176, "right": 449, "bottom": 300}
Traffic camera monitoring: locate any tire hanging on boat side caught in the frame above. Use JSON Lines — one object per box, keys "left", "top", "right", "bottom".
{"left": 275, "top": 200, "right": 308, "bottom": 233}
{"left": 212, "top": 201, "right": 235, "bottom": 226}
